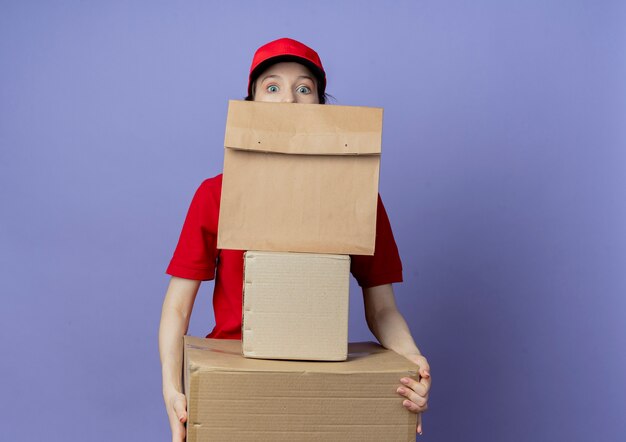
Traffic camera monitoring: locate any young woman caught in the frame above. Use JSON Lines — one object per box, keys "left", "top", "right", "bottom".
{"left": 159, "top": 38, "right": 431, "bottom": 441}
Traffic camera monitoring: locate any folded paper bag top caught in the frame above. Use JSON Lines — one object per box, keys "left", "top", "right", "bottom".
{"left": 224, "top": 100, "right": 382, "bottom": 155}
{"left": 217, "top": 100, "right": 383, "bottom": 255}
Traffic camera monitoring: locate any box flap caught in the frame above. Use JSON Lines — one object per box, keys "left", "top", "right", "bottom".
{"left": 224, "top": 100, "right": 382, "bottom": 155}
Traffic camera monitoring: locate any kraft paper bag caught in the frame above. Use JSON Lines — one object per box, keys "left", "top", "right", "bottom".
{"left": 217, "top": 100, "right": 382, "bottom": 255}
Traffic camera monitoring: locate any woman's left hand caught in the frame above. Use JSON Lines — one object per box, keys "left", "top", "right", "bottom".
{"left": 397, "top": 353, "right": 431, "bottom": 435}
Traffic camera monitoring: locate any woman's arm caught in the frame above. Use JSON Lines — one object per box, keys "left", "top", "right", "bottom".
{"left": 363, "top": 283, "right": 431, "bottom": 435}
{"left": 159, "top": 276, "right": 201, "bottom": 442}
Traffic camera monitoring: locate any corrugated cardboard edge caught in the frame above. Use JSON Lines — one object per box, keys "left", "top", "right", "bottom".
{"left": 241, "top": 251, "right": 248, "bottom": 358}
{"left": 183, "top": 337, "right": 195, "bottom": 442}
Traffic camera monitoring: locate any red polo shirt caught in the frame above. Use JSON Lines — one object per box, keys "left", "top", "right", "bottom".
{"left": 166, "top": 174, "right": 403, "bottom": 339}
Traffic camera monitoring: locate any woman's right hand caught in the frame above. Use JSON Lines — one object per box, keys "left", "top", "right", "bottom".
{"left": 164, "top": 389, "right": 188, "bottom": 442}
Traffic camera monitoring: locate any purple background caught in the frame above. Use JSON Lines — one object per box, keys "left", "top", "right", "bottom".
{"left": 1, "top": 1, "right": 625, "bottom": 441}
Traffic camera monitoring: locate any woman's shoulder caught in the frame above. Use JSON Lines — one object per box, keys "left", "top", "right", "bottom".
{"left": 196, "top": 173, "right": 223, "bottom": 194}
{"left": 186, "top": 174, "right": 223, "bottom": 210}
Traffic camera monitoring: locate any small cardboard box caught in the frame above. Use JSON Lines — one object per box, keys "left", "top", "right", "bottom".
{"left": 242, "top": 251, "right": 349, "bottom": 361}
{"left": 217, "top": 100, "right": 383, "bottom": 255}
{"left": 184, "top": 336, "right": 418, "bottom": 442}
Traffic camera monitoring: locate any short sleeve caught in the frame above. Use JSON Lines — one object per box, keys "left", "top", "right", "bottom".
{"left": 166, "top": 177, "right": 221, "bottom": 281}
{"left": 350, "top": 194, "right": 403, "bottom": 288}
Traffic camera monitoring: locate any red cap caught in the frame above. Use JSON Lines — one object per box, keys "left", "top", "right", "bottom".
{"left": 247, "top": 38, "right": 326, "bottom": 100}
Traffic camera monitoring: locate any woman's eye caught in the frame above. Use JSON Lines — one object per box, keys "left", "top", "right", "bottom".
{"left": 267, "top": 85, "right": 279, "bottom": 93}
{"left": 297, "top": 86, "right": 311, "bottom": 94}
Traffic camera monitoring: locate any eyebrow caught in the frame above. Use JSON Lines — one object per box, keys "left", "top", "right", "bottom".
{"left": 259, "top": 74, "right": 315, "bottom": 83}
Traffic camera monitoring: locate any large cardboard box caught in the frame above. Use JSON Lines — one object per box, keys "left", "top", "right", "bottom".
{"left": 217, "top": 100, "right": 383, "bottom": 255}
{"left": 184, "top": 336, "right": 418, "bottom": 442}
{"left": 242, "top": 251, "right": 349, "bottom": 361}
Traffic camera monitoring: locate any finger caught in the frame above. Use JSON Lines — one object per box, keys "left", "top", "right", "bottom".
{"left": 419, "top": 374, "right": 432, "bottom": 394}
{"left": 400, "top": 377, "right": 427, "bottom": 396}
{"left": 173, "top": 396, "right": 188, "bottom": 423}
{"left": 414, "top": 361, "right": 431, "bottom": 388}
{"left": 402, "top": 398, "right": 428, "bottom": 414}
{"left": 397, "top": 386, "right": 428, "bottom": 409}
{"left": 417, "top": 413, "right": 423, "bottom": 435}
{"left": 396, "top": 387, "right": 428, "bottom": 407}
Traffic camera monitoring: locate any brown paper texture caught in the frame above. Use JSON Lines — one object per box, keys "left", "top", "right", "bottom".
{"left": 217, "top": 100, "right": 382, "bottom": 255}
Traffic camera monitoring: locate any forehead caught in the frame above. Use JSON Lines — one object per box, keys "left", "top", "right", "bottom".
{"left": 257, "top": 61, "right": 316, "bottom": 80}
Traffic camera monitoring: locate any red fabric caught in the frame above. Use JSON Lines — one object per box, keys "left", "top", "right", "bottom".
{"left": 166, "top": 174, "right": 403, "bottom": 339}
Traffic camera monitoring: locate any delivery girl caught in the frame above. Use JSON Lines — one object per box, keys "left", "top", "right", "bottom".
{"left": 158, "top": 37, "right": 431, "bottom": 441}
